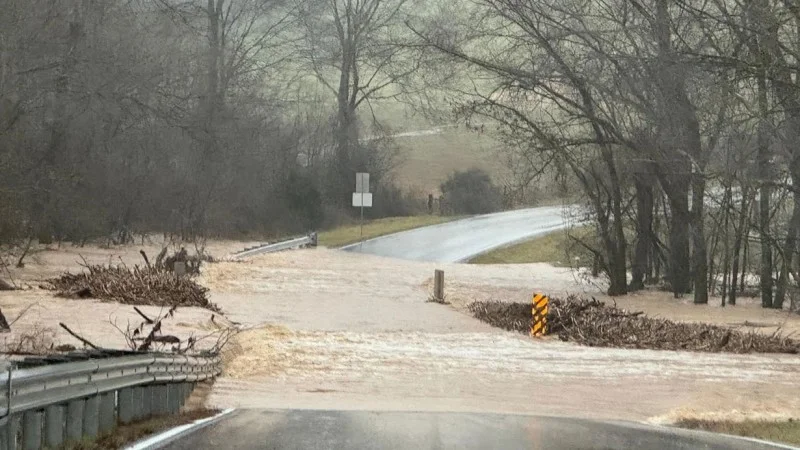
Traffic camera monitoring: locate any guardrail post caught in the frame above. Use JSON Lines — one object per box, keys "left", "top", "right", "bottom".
{"left": 7, "top": 415, "right": 20, "bottom": 450}
{"left": 181, "top": 382, "right": 191, "bottom": 403}
{"left": 83, "top": 395, "right": 99, "bottom": 438}
{"left": 154, "top": 385, "right": 169, "bottom": 415}
{"left": 21, "top": 411, "right": 42, "bottom": 450}
{"left": 98, "top": 392, "right": 115, "bottom": 433}
{"left": 118, "top": 388, "right": 134, "bottom": 424}
{"left": 141, "top": 385, "right": 153, "bottom": 419}
{"left": 167, "top": 384, "right": 179, "bottom": 414}
{"left": 45, "top": 405, "right": 65, "bottom": 448}
{"left": 132, "top": 387, "right": 144, "bottom": 421}
{"left": 65, "top": 399, "right": 84, "bottom": 442}
{"left": 0, "top": 419, "right": 8, "bottom": 450}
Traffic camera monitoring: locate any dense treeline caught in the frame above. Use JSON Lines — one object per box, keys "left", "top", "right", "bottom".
{"left": 410, "top": 0, "right": 800, "bottom": 309}
{"left": 0, "top": 0, "right": 413, "bottom": 245}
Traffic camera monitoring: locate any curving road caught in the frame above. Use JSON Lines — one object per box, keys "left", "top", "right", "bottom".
{"left": 343, "top": 206, "right": 573, "bottom": 262}
{"left": 162, "top": 410, "right": 796, "bottom": 450}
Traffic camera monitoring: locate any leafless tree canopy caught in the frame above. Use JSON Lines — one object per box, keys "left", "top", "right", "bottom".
{"left": 407, "top": 0, "right": 800, "bottom": 308}
{"left": 0, "top": 0, "right": 412, "bottom": 247}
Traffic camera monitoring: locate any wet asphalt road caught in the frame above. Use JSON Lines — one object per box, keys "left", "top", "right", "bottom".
{"left": 343, "top": 206, "right": 571, "bottom": 262}
{"left": 162, "top": 410, "right": 796, "bottom": 450}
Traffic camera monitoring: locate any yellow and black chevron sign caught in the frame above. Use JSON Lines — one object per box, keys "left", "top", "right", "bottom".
{"left": 531, "top": 293, "right": 549, "bottom": 337}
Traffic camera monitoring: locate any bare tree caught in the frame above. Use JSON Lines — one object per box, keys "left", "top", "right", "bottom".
{"left": 295, "top": 0, "right": 417, "bottom": 203}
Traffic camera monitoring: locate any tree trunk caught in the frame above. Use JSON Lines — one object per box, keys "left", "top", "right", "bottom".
{"left": 719, "top": 185, "right": 732, "bottom": 306}
{"left": 775, "top": 181, "right": 800, "bottom": 309}
{"left": 741, "top": 230, "right": 749, "bottom": 295}
{"left": 631, "top": 177, "right": 654, "bottom": 291}
{"left": 691, "top": 173, "right": 708, "bottom": 304}
{"left": 332, "top": 36, "right": 359, "bottom": 207}
{"left": 756, "top": 70, "right": 774, "bottom": 308}
{"left": 729, "top": 185, "right": 749, "bottom": 306}
{"left": 601, "top": 147, "right": 628, "bottom": 296}
{"left": 668, "top": 191, "right": 692, "bottom": 296}
{"left": 758, "top": 183, "right": 773, "bottom": 307}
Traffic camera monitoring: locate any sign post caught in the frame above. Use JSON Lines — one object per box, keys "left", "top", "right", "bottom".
{"left": 353, "top": 173, "right": 372, "bottom": 247}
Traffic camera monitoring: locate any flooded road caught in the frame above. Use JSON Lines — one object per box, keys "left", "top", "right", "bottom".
{"left": 202, "top": 249, "right": 800, "bottom": 423}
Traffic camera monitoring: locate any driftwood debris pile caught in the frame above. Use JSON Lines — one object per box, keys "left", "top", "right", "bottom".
{"left": 46, "top": 263, "right": 218, "bottom": 312}
{"left": 468, "top": 296, "right": 799, "bottom": 354}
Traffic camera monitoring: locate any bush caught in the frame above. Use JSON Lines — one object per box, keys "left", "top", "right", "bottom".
{"left": 370, "top": 184, "right": 427, "bottom": 218}
{"left": 440, "top": 168, "right": 501, "bottom": 215}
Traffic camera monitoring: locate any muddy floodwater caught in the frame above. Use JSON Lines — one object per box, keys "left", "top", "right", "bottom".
{"left": 202, "top": 249, "right": 800, "bottom": 423}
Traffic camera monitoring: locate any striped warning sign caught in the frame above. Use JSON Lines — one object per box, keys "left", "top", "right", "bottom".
{"left": 531, "top": 293, "right": 549, "bottom": 337}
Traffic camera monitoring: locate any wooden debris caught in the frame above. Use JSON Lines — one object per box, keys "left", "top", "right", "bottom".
{"left": 59, "top": 322, "right": 100, "bottom": 350}
{"left": 46, "top": 263, "right": 218, "bottom": 311}
{"left": 0, "top": 278, "right": 14, "bottom": 291}
{"left": 468, "top": 296, "right": 800, "bottom": 354}
{"left": 0, "top": 308, "right": 9, "bottom": 332}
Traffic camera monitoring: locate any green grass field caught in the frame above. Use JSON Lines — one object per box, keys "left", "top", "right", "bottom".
{"left": 318, "top": 215, "right": 459, "bottom": 248}
{"left": 677, "top": 419, "right": 800, "bottom": 446}
{"left": 469, "top": 226, "right": 596, "bottom": 266}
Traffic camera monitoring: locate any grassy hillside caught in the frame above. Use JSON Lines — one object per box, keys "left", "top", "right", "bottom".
{"left": 391, "top": 130, "right": 509, "bottom": 194}
{"left": 469, "top": 226, "right": 596, "bottom": 266}
{"left": 318, "top": 215, "right": 458, "bottom": 247}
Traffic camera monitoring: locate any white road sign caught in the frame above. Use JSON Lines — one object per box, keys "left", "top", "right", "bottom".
{"left": 352, "top": 192, "right": 373, "bottom": 207}
{"left": 355, "top": 172, "right": 370, "bottom": 193}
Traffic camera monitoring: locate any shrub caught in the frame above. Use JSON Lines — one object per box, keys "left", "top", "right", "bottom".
{"left": 440, "top": 168, "right": 501, "bottom": 215}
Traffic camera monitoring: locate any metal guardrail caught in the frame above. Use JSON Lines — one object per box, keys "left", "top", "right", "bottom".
{"left": 0, "top": 353, "right": 221, "bottom": 449}
{"left": 232, "top": 233, "right": 317, "bottom": 259}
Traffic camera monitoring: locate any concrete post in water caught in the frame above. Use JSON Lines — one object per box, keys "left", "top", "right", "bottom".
{"left": 21, "top": 411, "right": 42, "bottom": 450}
{"left": 83, "top": 395, "right": 100, "bottom": 438}
{"left": 65, "top": 399, "right": 84, "bottom": 441}
{"left": 434, "top": 270, "right": 444, "bottom": 301}
{"left": 98, "top": 392, "right": 116, "bottom": 433}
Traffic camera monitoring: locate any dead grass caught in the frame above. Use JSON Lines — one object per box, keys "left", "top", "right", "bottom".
{"left": 469, "top": 226, "right": 596, "bottom": 266}
{"left": 392, "top": 130, "right": 509, "bottom": 193}
{"left": 318, "top": 215, "right": 458, "bottom": 248}
{"left": 676, "top": 419, "right": 800, "bottom": 446}
{"left": 63, "top": 408, "right": 218, "bottom": 450}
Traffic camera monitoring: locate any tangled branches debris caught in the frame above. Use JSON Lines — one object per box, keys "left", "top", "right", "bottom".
{"left": 143, "top": 247, "right": 211, "bottom": 275}
{"left": 111, "top": 306, "right": 235, "bottom": 354}
{"left": 468, "top": 296, "right": 799, "bottom": 354}
{"left": 45, "top": 264, "right": 219, "bottom": 312}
